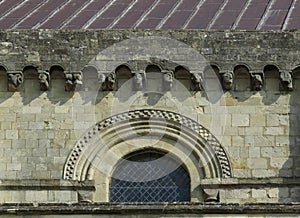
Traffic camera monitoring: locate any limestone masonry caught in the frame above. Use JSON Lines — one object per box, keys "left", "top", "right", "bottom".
{"left": 0, "top": 29, "right": 299, "bottom": 216}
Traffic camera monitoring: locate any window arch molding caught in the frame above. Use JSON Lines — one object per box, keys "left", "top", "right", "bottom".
{"left": 63, "top": 109, "right": 232, "bottom": 202}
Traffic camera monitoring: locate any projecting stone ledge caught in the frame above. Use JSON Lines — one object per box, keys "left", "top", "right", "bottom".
{"left": 0, "top": 203, "right": 299, "bottom": 215}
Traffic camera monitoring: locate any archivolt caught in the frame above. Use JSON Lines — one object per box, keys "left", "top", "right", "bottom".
{"left": 63, "top": 109, "right": 232, "bottom": 181}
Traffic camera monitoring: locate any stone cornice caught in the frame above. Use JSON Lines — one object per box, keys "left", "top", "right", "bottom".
{"left": 0, "top": 203, "right": 299, "bottom": 215}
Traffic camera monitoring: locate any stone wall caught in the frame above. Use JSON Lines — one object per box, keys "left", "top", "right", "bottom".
{"left": 0, "top": 30, "right": 299, "bottom": 213}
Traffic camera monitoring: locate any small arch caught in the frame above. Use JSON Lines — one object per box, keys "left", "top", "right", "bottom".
{"left": 146, "top": 64, "right": 162, "bottom": 91}
{"left": 234, "top": 65, "right": 250, "bottom": 91}
{"left": 115, "top": 64, "right": 132, "bottom": 89}
{"left": 0, "top": 65, "right": 7, "bottom": 92}
{"left": 174, "top": 65, "right": 191, "bottom": 90}
{"left": 264, "top": 65, "right": 280, "bottom": 91}
{"left": 292, "top": 66, "right": 300, "bottom": 91}
{"left": 83, "top": 65, "right": 98, "bottom": 91}
{"left": 203, "top": 65, "right": 221, "bottom": 92}
{"left": 110, "top": 149, "right": 191, "bottom": 202}
{"left": 50, "top": 65, "right": 65, "bottom": 79}
{"left": 23, "top": 65, "right": 38, "bottom": 79}
{"left": 145, "top": 64, "right": 162, "bottom": 73}
{"left": 0, "top": 65, "right": 8, "bottom": 72}
{"left": 49, "top": 65, "right": 65, "bottom": 92}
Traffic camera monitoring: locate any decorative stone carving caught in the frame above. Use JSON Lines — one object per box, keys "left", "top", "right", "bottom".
{"left": 7, "top": 71, "right": 23, "bottom": 91}
{"left": 98, "top": 73, "right": 107, "bottom": 91}
{"left": 38, "top": 71, "right": 50, "bottom": 91}
{"left": 107, "top": 72, "right": 116, "bottom": 91}
{"left": 203, "top": 188, "right": 219, "bottom": 202}
{"left": 251, "top": 73, "right": 264, "bottom": 91}
{"left": 162, "top": 70, "right": 174, "bottom": 91}
{"left": 221, "top": 71, "right": 233, "bottom": 91}
{"left": 280, "top": 71, "right": 293, "bottom": 91}
{"left": 191, "top": 73, "right": 203, "bottom": 91}
{"left": 133, "top": 70, "right": 146, "bottom": 91}
{"left": 65, "top": 71, "right": 83, "bottom": 92}
{"left": 63, "top": 109, "right": 232, "bottom": 181}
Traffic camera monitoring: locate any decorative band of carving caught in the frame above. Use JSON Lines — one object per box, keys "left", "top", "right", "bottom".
{"left": 64, "top": 109, "right": 232, "bottom": 180}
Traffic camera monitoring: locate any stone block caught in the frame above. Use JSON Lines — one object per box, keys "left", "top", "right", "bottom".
{"left": 22, "top": 106, "right": 41, "bottom": 114}
{"left": 264, "top": 127, "right": 284, "bottom": 136}
{"left": 6, "top": 163, "right": 21, "bottom": 171}
{"left": 29, "top": 122, "right": 44, "bottom": 130}
{"left": 261, "top": 147, "right": 288, "bottom": 158}
{"left": 250, "top": 114, "right": 266, "bottom": 126}
{"left": 232, "top": 114, "right": 249, "bottom": 127}
{"left": 247, "top": 158, "right": 267, "bottom": 169}
{"left": 249, "top": 147, "right": 260, "bottom": 158}
{"left": 252, "top": 189, "right": 267, "bottom": 198}
{"left": 25, "top": 191, "right": 48, "bottom": 202}
{"left": 267, "top": 188, "right": 279, "bottom": 198}
{"left": 252, "top": 169, "right": 276, "bottom": 177}
{"left": 5, "top": 130, "right": 18, "bottom": 139}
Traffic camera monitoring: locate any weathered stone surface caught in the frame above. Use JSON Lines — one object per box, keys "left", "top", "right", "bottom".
{"left": 0, "top": 29, "right": 298, "bottom": 209}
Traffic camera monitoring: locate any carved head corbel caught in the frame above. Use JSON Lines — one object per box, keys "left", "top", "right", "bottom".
{"left": 98, "top": 73, "right": 107, "bottom": 91}
{"left": 162, "top": 70, "right": 174, "bottom": 91}
{"left": 133, "top": 70, "right": 146, "bottom": 91}
{"left": 7, "top": 71, "right": 24, "bottom": 91}
{"left": 38, "top": 70, "right": 50, "bottom": 91}
{"left": 251, "top": 72, "right": 264, "bottom": 91}
{"left": 64, "top": 71, "right": 83, "bottom": 92}
{"left": 107, "top": 72, "right": 116, "bottom": 91}
{"left": 191, "top": 73, "right": 203, "bottom": 91}
{"left": 280, "top": 71, "right": 293, "bottom": 91}
{"left": 221, "top": 71, "right": 234, "bottom": 91}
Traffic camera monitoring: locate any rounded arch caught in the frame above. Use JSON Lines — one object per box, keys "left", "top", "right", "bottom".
{"left": 0, "top": 64, "right": 8, "bottom": 72}
{"left": 264, "top": 64, "right": 280, "bottom": 72}
{"left": 109, "top": 149, "right": 191, "bottom": 202}
{"left": 115, "top": 64, "right": 132, "bottom": 77}
{"left": 50, "top": 65, "right": 65, "bottom": 79}
{"left": 23, "top": 65, "right": 38, "bottom": 79}
{"left": 63, "top": 109, "right": 232, "bottom": 183}
{"left": 174, "top": 65, "right": 191, "bottom": 79}
{"left": 145, "top": 64, "right": 162, "bottom": 73}
{"left": 233, "top": 63, "right": 251, "bottom": 72}
{"left": 233, "top": 64, "right": 250, "bottom": 91}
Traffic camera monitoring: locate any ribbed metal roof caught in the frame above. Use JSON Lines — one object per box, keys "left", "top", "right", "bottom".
{"left": 0, "top": 0, "right": 299, "bottom": 30}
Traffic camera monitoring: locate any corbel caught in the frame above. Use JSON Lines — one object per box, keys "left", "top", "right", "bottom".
{"left": 162, "top": 70, "right": 174, "bottom": 91}
{"left": 7, "top": 71, "right": 23, "bottom": 91}
{"left": 250, "top": 71, "right": 264, "bottom": 91}
{"left": 220, "top": 70, "right": 234, "bottom": 91}
{"left": 191, "top": 72, "right": 203, "bottom": 91}
{"left": 38, "top": 70, "right": 50, "bottom": 91}
{"left": 133, "top": 70, "right": 146, "bottom": 91}
{"left": 280, "top": 71, "right": 293, "bottom": 91}
{"left": 65, "top": 71, "right": 83, "bottom": 92}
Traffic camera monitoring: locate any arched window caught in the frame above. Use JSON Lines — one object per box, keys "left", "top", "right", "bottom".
{"left": 110, "top": 150, "right": 191, "bottom": 202}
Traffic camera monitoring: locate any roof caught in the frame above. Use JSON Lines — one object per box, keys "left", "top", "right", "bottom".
{"left": 0, "top": 0, "right": 299, "bottom": 30}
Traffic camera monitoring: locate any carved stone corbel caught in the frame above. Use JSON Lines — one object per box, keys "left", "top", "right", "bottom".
{"left": 191, "top": 73, "right": 203, "bottom": 91}
{"left": 250, "top": 72, "right": 264, "bottom": 91}
{"left": 133, "top": 70, "right": 146, "bottom": 91}
{"left": 107, "top": 72, "right": 116, "bottom": 91}
{"left": 203, "top": 188, "right": 219, "bottom": 202}
{"left": 98, "top": 73, "right": 107, "bottom": 91}
{"left": 280, "top": 71, "right": 293, "bottom": 91}
{"left": 7, "top": 71, "right": 23, "bottom": 91}
{"left": 220, "top": 71, "right": 234, "bottom": 91}
{"left": 65, "top": 71, "right": 83, "bottom": 92}
{"left": 162, "top": 70, "right": 174, "bottom": 91}
{"left": 38, "top": 70, "right": 50, "bottom": 91}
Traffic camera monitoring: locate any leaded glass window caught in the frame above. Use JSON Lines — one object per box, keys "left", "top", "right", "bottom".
{"left": 110, "top": 150, "right": 190, "bottom": 202}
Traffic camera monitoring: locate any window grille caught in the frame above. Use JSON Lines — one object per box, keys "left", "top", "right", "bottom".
{"left": 110, "top": 151, "right": 190, "bottom": 202}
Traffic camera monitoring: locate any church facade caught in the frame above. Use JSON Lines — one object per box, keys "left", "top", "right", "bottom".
{"left": 0, "top": 29, "right": 299, "bottom": 216}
